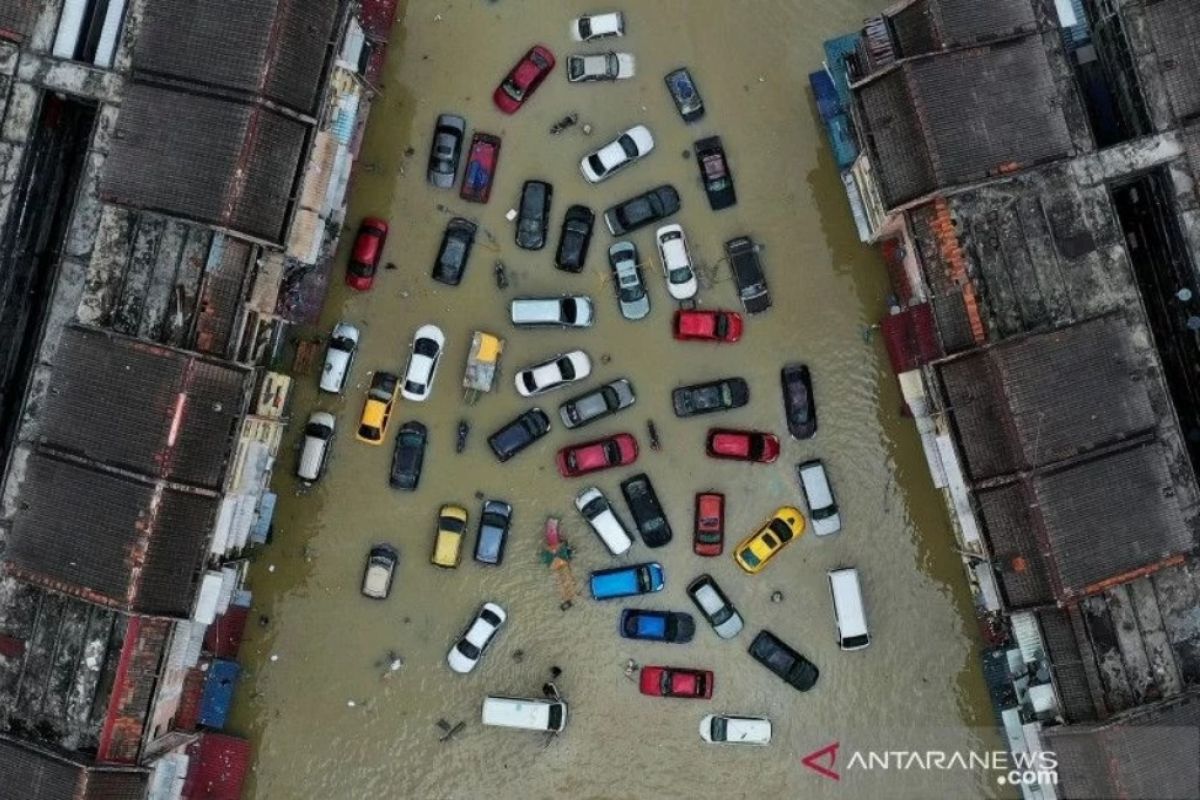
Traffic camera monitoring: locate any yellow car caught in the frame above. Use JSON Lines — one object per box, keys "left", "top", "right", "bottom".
{"left": 431, "top": 504, "right": 469, "bottom": 568}
{"left": 355, "top": 371, "right": 399, "bottom": 445}
{"left": 734, "top": 506, "right": 805, "bottom": 574}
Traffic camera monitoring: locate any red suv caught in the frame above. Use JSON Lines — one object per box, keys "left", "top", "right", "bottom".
{"left": 639, "top": 666, "right": 713, "bottom": 699}
{"left": 673, "top": 309, "right": 743, "bottom": 343}
{"left": 345, "top": 217, "right": 389, "bottom": 291}
{"left": 693, "top": 492, "right": 725, "bottom": 556}
{"left": 494, "top": 45, "right": 555, "bottom": 113}
{"left": 461, "top": 132, "right": 501, "bottom": 204}
{"left": 705, "top": 429, "right": 780, "bottom": 464}
{"left": 556, "top": 433, "right": 638, "bottom": 477}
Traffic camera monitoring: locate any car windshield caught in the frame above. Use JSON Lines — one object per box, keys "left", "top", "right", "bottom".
{"left": 769, "top": 519, "right": 794, "bottom": 541}
{"left": 578, "top": 18, "right": 592, "bottom": 38}
{"left": 636, "top": 567, "right": 651, "bottom": 592}
{"left": 668, "top": 266, "right": 692, "bottom": 284}
{"left": 521, "top": 372, "right": 539, "bottom": 392}
{"left": 619, "top": 282, "right": 644, "bottom": 303}
{"left": 558, "top": 358, "right": 577, "bottom": 380}
{"left": 587, "top": 153, "right": 607, "bottom": 175}
{"left": 719, "top": 384, "right": 733, "bottom": 406}
{"left": 441, "top": 517, "right": 466, "bottom": 534}
{"left": 713, "top": 315, "right": 728, "bottom": 338}
{"left": 330, "top": 335, "right": 355, "bottom": 352}
{"left": 531, "top": 50, "right": 550, "bottom": 69}
{"left": 618, "top": 134, "right": 638, "bottom": 158}
{"left": 582, "top": 496, "right": 607, "bottom": 517}
{"left": 813, "top": 505, "right": 837, "bottom": 520}
{"left": 711, "top": 717, "right": 727, "bottom": 741}
{"left": 502, "top": 78, "right": 524, "bottom": 101}
{"left": 414, "top": 338, "right": 439, "bottom": 357}
{"left": 483, "top": 512, "right": 507, "bottom": 529}
{"left": 404, "top": 380, "right": 424, "bottom": 395}
{"left": 740, "top": 547, "right": 761, "bottom": 566}
{"left": 480, "top": 608, "right": 502, "bottom": 626}
{"left": 456, "top": 638, "right": 480, "bottom": 660}
{"left": 605, "top": 53, "right": 618, "bottom": 74}
{"left": 304, "top": 422, "right": 332, "bottom": 438}
{"left": 603, "top": 440, "right": 620, "bottom": 461}
{"left": 561, "top": 298, "right": 578, "bottom": 323}
{"left": 601, "top": 386, "right": 619, "bottom": 410}
{"left": 660, "top": 672, "right": 673, "bottom": 694}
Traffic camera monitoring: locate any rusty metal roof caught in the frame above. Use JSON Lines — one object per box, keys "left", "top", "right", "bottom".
{"left": 1145, "top": 0, "right": 1200, "bottom": 124}
{"left": 0, "top": 735, "right": 148, "bottom": 800}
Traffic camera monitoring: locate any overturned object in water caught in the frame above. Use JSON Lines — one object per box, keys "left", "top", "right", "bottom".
{"left": 550, "top": 113, "right": 579, "bottom": 135}
{"left": 494, "top": 259, "right": 509, "bottom": 289}
{"left": 456, "top": 420, "right": 469, "bottom": 453}
{"left": 647, "top": 420, "right": 661, "bottom": 451}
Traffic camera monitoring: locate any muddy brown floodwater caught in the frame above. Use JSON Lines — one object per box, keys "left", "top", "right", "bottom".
{"left": 229, "top": 1, "right": 1004, "bottom": 798}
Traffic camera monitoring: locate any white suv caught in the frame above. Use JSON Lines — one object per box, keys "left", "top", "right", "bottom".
{"left": 575, "top": 487, "right": 633, "bottom": 555}
{"left": 581, "top": 125, "right": 654, "bottom": 184}
{"left": 571, "top": 11, "right": 624, "bottom": 41}
{"left": 656, "top": 224, "right": 698, "bottom": 300}
{"left": 510, "top": 296, "right": 594, "bottom": 328}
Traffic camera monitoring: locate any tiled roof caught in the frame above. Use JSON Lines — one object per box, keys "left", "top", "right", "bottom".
{"left": 0, "top": 736, "right": 147, "bottom": 800}
{"left": 1145, "top": 0, "right": 1200, "bottom": 123}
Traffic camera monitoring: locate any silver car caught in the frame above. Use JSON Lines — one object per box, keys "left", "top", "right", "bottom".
{"left": 559, "top": 378, "right": 636, "bottom": 429}
{"left": 427, "top": 114, "right": 466, "bottom": 189}
{"left": 607, "top": 241, "right": 650, "bottom": 321}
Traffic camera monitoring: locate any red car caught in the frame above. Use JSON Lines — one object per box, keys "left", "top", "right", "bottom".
{"left": 557, "top": 433, "right": 638, "bottom": 477}
{"left": 639, "top": 666, "right": 714, "bottom": 699}
{"left": 494, "top": 45, "right": 555, "bottom": 114}
{"left": 705, "top": 429, "right": 781, "bottom": 464}
{"left": 694, "top": 492, "right": 725, "bottom": 556}
{"left": 460, "top": 132, "right": 501, "bottom": 204}
{"left": 673, "top": 309, "right": 743, "bottom": 343}
{"left": 345, "top": 217, "right": 388, "bottom": 290}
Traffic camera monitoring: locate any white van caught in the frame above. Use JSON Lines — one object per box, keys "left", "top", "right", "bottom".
{"left": 510, "top": 296, "right": 594, "bottom": 328}
{"left": 798, "top": 459, "right": 841, "bottom": 536}
{"left": 482, "top": 695, "right": 567, "bottom": 732}
{"left": 297, "top": 411, "right": 335, "bottom": 483}
{"left": 828, "top": 567, "right": 869, "bottom": 651}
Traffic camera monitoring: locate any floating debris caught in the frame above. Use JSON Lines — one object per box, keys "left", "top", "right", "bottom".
{"left": 647, "top": 420, "right": 661, "bottom": 451}
{"left": 550, "top": 113, "right": 578, "bottom": 135}
{"left": 512, "top": 649, "right": 525, "bottom": 663}
{"left": 494, "top": 260, "right": 509, "bottom": 289}
{"left": 436, "top": 719, "right": 466, "bottom": 742}
{"left": 385, "top": 261, "right": 398, "bottom": 271}
{"left": 456, "top": 420, "right": 470, "bottom": 453}
{"left": 770, "top": 590, "right": 784, "bottom": 603}
{"left": 623, "top": 659, "right": 639, "bottom": 681}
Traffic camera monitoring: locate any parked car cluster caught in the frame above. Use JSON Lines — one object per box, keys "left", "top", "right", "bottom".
{"left": 296, "top": 10, "right": 865, "bottom": 741}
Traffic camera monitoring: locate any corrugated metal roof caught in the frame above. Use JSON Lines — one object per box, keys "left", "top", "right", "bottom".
{"left": 0, "top": 735, "right": 148, "bottom": 800}
{"left": 975, "top": 482, "right": 1055, "bottom": 607}
{"left": 197, "top": 660, "right": 239, "bottom": 730}
{"left": 0, "top": 0, "right": 40, "bottom": 41}
{"left": 182, "top": 733, "right": 249, "bottom": 800}
{"left": 1145, "top": 0, "right": 1200, "bottom": 123}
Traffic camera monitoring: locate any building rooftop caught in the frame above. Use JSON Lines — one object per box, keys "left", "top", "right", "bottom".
{"left": 0, "top": 734, "right": 147, "bottom": 800}
{"left": 0, "top": 0, "right": 39, "bottom": 42}
{"left": 886, "top": 0, "right": 1040, "bottom": 57}
{"left": 1144, "top": 0, "right": 1200, "bottom": 124}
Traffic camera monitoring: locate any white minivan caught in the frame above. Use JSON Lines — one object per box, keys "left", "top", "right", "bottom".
{"left": 828, "top": 567, "right": 870, "bottom": 651}
{"left": 798, "top": 459, "right": 841, "bottom": 536}
{"left": 297, "top": 411, "right": 335, "bottom": 483}
{"left": 482, "top": 693, "right": 567, "bottom": 733}
{"left": 319, "top": 322, "right": 360, "bottom": 394}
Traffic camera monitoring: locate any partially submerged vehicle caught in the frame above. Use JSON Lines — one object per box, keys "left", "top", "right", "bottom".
{"left": 462, "top": 330, "right": 505, "bottom": 403}
{"left": 361, "top": 545, "right": 399, "bottom": 600}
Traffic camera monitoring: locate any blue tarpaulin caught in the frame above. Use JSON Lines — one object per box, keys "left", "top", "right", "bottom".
{"left": 809, "top": 68, "right": 858, "bottom": 170}
{"left": 199, "top": 659, "right": 241, "bottom": 729}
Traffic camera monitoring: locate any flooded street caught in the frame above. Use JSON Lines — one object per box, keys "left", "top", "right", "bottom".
{"left": 229, "top": 1, "right": 1000, "bottom": 797}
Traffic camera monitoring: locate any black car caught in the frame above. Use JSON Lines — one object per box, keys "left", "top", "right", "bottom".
{"left": 664, "top": 67, "right": 704, "bottom": 122}
{"left": 672, "top": 377, "right": 749, "bottom": 418}
{"left": 427, "top": 113, "right": 466, "bottom": 188}
{"left": 389, "top": 421, "right": 427, "bottom": 490}
{"left": 620, "top": 473, "right": 672, "bottom": 547}
{"left": 781, "top": 363, "right": 817, "bottom": 439}
{"left": 725, "top": 236, "right": 771, "bottom": 314}
{"left": 694, "top": 136, "right": 736, "bottom": 210}
{"left": 432, "top": 217, "right": 477, "bottom": 286}
{"left": 474, "top": 499, "right": 513, "bottom": 565}
{"left": 748, "top": 630, "right": 819, "bottom": 692}
{"left": 488, "top": 408, "right": 552, "bottom": 462}
{"left": 516, "top": 180, "right": 552, "bottom": 250}
{"left": 604, "top": 184, "right": 680, "bottom": 235}
{"left": 555, "top": 204, "right": 595, "bottom": 272}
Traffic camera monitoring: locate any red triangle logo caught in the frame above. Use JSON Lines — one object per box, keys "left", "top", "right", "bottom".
{"left": 802, "top": 741, "right": 840, "bottom": 781}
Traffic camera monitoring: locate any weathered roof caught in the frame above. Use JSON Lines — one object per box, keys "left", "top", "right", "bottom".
{"left": 132, "top": 0, "right": 341, "bottom": 116}
{"left": 101, "top": 83, "right": 310, "bottom": 244}
{"left": 1144, "top": 0, "right": 1200, "bottom": 124}
{"left": 182, "top": 733, "right": 250, "bottom": 799}
{"left": 888, "top": 0, "right": 1039, "bottom": 57}
{"left": 0, "top": 0, "right": 39, "bottom": 41}
{"left": 0, "top": 735, "right": 147, "bottom": 800}
{"left": 854, "top": 35, "right": 1075, "bottom": 207}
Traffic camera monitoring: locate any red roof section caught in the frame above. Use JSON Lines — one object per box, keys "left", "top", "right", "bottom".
{"left": 881, "top": 303, "right": 943, "bottom": 373}
{"left": 204, "top": 605, "right": 249, "bottom": 660}
{"left": 183, "top": 733, "right": 250, "bottom": 800}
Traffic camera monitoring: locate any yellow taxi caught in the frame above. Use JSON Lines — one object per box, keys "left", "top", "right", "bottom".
{"left": 733, "top": 506, "right": 805, "bottom": 574}
{"left": 355, "top": 371, "right": 399, "bottom": 445}
{"left": 431, "top": 504, "right": 469, "bottom": 568}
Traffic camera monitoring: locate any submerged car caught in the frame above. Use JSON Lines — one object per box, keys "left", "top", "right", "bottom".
{"left": 571, "top": 11, "right": 624, "bottom": 41}
{"left": 556, "top": 433, "right": 638, "bottom": 478}
{"left": 559, "top": 378, "right": 636, "bottom": 429}
{"left": 694, "top": 492, "right": 725, "bottom": 557}
{"left": 431, "top": 504, "right": 468, "bottom": 568}
{"left": 725, "top": 236, "right": 771, "bottom": 314}
{"left": 672, "top": 377, "right": 749, "bottom": 418}
{"left": 320, "top": 322, "right": 360, "bottom": 394}
{"left": 356, "top": 371, "right": 399, "bottom": 445}
{"left": 798, "top": 459, "right": 841, "bottom": 536}
{"left": 706, "top": 429, "right": 780, "bottom": 463}
{"left": 620, "top": 610, "right": 695, "bottom": 643}
{"left": 673, "top": 310, "right": 742, "bottom": 343}
{"left": 699, "top": 714, "right": 772, "bottom": 746}
{"left": 656, "top": 224, "right": 698, "bottom": 300}
{"left": 607, "top": 241, "right": 650, "bottom": 320}
{"left": 432, "top": 217, "right": 477, "bottom": 286}
{"left": 686, "top": 574, "right": 744, "bottom": 639}
{"left": 510, "top": 296, "right": 595, "bottom": 328}
{"left": 620, "top": 473, "right": 672, "bottom": 547}
{"left": 460, "top": 132, "right": 501, "bottom": 203}
{"left": 474, "top": 499, "right": 513, "bottom": 565}
{"left": 401, "top": 324, "right": 445, "bottom": 402}
{"left": 297, "top": 411, "right": 335, "bottom": 484}
{"left": 748, "top": 630, "right": 819, "bottom": 692}
{"left": 581, "top": 125, "right": 654, "bottom": 184}
{"left": 516, "top": 180, "right": 552, "bottom": 250}
{"left": 555, "top": 205, "right": 595, "bottom": 272}
{"left": 447, "top": 602, "right": 507, "bottom": 674}
{"left": 664, "top": 67, "right": 704, "bottom": 122}
{"left": 781, "top": 363, "right": 817, "bottom": 439}
{"left": 345, "top": 217, "right": 388, "bottom": 291}
{"left": 515, "top": 350, "right": 591, "bottom": 397}
{"left": 488, "top": 408, "right": 552, "bottom": 462}
{"left": 427, "top": 114, "right": 465, "bottom": 188}
{"left": 575, "top": 486, "right": 634, "bottom": 556}
{"left": 567, "top": 51, "right": 635, "bottom": 82}
{"left": 604, "top": 184, "right": 680, "bottom": 235}
{"left": 639, "top": 666, "right": 713, "bottom": 699}
{"left": 694, "top": 136, "right": 736, "bottom": 210}
{"left": 590, "top": 562, "right": 664, "bottom": 600}
{"left": 389, "top": 421, "right": 427, "bottom": 490}
{"left": 734, "top": 507, "right": 805, "bottom": 574}
{"left": 361, "top": 544, "right": 399, "bottom": 600}
{"left": 494, "top": 45, "right": 555, "bottom": 114}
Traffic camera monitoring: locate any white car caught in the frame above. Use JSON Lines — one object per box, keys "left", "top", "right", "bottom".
{"left": 319, "top": 322, "right": 360, "bottom": 394}
{"left": 447, "top": 602, "right": 507, "bottom": 674}
{"left": 567, "top": 52, "right": 635, "bottom": 82}
{"left": 575, "top": 487, "right": 633, "bottom": 555}
{"left": 581, "top": 125, "right": 654, "bottom": 183}
{"left": 401, "top": 324, "right": 445, "bottom": 401}
{"left": 699, "top": 714, "right": 772, "bottom": 746}
{"left": 515, "top": 350, "right": 591, "bottom": 397}
{"left": 510, "top": 296, "right": 594, "bottom": 328}
{"left": 571, "top": 11, "right": 624, "bottom": 41}
{"left": 656, "top": 224, "right": 698, "bottom": 300}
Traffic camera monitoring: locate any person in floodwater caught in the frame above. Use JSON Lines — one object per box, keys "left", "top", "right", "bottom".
{"left": 647, "top": 420, "right": 661, "bottom": 450}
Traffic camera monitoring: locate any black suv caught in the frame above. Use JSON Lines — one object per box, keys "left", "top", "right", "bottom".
{"left": 555, "top": 204, "right": 595, "bottom": 272}
{"left": 432, "top": 217, "right": 477, "bottom": 286}
{"left": 620, "top": 473, "right": 672, "bottom": 547}
{"left": 748, "top": 630, "right": 819, "bottom": 692}
{"left": 672, "top": 377, "right": 749, "bottom": 418}
{"left": 516, "top": 180, "right": 552, "bottom": 250}
{"left": 389, "top": 421, "right": 427, "bottom": 490}
{"left": 488, "top": 408, "right": 551, "bottom": 462}
{"left": 604, "top": 184, "right": 680, "bottom": 235}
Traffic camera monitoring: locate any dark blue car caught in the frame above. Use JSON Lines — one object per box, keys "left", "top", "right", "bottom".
{"left": 620, "top": 609, "right": 695, "bottom": 643}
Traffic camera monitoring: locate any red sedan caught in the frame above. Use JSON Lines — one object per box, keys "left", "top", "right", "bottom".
{"left": 494, "top": 45, "right": 555, "bottom": 114}
{"left": 693, "top": 492, "right": 725, "bottom": 556}
{"left": 345, "top": 217, "right": 389, "bottom": 291}
{"left": 460, "top": 132, "right": 501, "bottom": 204}
{"left": 557, "top": 433, "right": 638, "bottom": 477}
{"left": 705, "top": 429, "right": 780, "bottom": 464}
{"left": 673, "top": 309, "right": 743, "bottom": 343}
{"left": 639, "top": 666, "right": 714, "bottom": 699}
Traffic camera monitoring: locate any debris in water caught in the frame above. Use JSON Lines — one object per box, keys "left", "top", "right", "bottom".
{"left": 493, "top": 260, "right": 509, "bottom": 289}
{"left": 600, "top": 353, "right": 612, "bottom": 365}
{"left": 771, "top": 590, "right": 784, "bottom": 603}
{"left": 456, "top": 420, "right": 469, "bottom": 453}
{"left": 681, "top": 149, "right": 690, "bottom": 159}
{"left": 623, "top": 659, "right": 639, "bottom": 680}
{"left": 258, "top": 615, "right": 270, "bottom": 628}
{"left": 512, "top": 649, "right": 525, "bottom": 663}
{"left": 270, "top": 654, "right": 279, "bottom": 662}
{"left": 347, "top": 700, "right": 357, "bottom": 708}
{"left": 404, "top": 146, "right": 415, "bottom": 157}
{"left": 505, "top": 208, "right": 518, "bottom": 221}
{"left": 550, "top": 666, "right": 562, "bottom": 678}
{"left": 582, "top": 123, "right": 592, "bottom": 135}
{"left": 436, "top": 719, "right": 466, "bottom": 742}
{"left": 550, "top": 113, "right": 578, "bottom": 135}
{"left": 385, "top": 261, "right": 398, "bottom": 271}
{"left": 647, "top": 420, "right": 661, "bottom": 451}
{"left": 267, "top": 564, "right": 275, "bottom": 572}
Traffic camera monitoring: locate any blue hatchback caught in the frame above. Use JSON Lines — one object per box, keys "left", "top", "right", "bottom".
{"left": 619, "top": 609, "right": 695, "bottom": 643}
{"left": 590, "top": 562, "right": 665, "bottom": 600}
